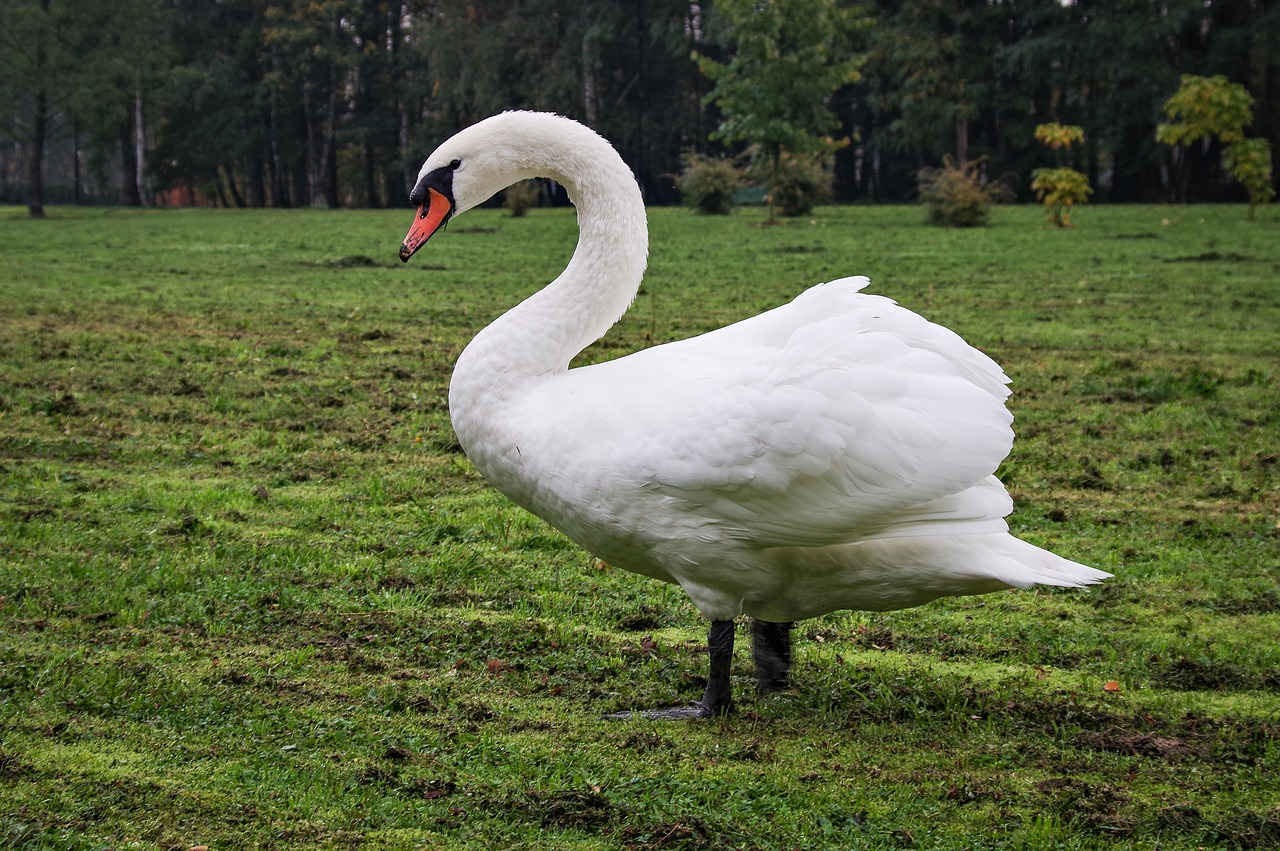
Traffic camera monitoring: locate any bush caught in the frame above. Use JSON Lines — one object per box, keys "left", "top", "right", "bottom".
{"left": 1030, "top": 123, "right": 1093, "bottom": 227}
{"left": 764, "top": 152, "right": 832, "bottom": 218}
{"left": 917, "top": 157, "right": 1006, "bottom": 227}
{"left": 1031, "top": 167, "right": 1093, "bottom": 227}
{"left": 1222, "top": 138, "right": 1275, "bottom": 220}
{"left": 677, "top": 153, "right": 741, "bottom": 215}
{"left": 502, "top": 179, "right": 541, "bottom": 217}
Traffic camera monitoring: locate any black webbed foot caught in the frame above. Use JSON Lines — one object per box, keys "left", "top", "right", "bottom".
{"left": 601, "top": 703, "right": 717, "bottom": 721}
{"left": 601, "top": 620, "right": 737, "bottom": 721}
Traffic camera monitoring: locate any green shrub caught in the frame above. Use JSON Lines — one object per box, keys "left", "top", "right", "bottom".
{"left": 1031, "top": 167, "right": 1093, "bottom": 227}
{"left": 677, "top": 153, "right": 741, "bottom": 215}
{"left": 1222, "top": 138, "right": 1275, "bottom": 220}
{"left": 1030, "top": 123, "right": 1093, "bottom": 228}
{"left": 764, "top": 152, "right": 832, "bottom": 217}
{"left": 502, "top": 179, "right": 541, "bottom": 217}
{"left": 916, "top": 156, "right": 1005, "bottom": 227}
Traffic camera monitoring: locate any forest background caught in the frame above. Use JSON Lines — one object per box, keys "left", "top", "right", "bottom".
{"left": 2, "top": 0, "right": 1278, "bottom": 213}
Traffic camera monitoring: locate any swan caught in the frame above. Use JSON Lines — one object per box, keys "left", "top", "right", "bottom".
{"left": 399, "top": 111, "right": 1110, "bottom": 719}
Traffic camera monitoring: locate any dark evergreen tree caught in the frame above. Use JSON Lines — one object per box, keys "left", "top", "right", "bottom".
{"left": 4, "top": 0, "right": 1276, "bottom": 207}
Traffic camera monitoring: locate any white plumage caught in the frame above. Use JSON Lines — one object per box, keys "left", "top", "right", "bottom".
{"left": 399, "top": 111, "right": 1110, "bottom": 717}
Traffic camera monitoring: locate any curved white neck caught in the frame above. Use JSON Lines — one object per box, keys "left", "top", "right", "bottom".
{"left": 450, "top": 125, "right": 649, "bottom": 410}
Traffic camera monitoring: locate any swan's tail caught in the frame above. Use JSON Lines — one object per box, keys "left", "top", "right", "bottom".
{"left": 994, "top": 535, "right": 1112, "bottom": 589}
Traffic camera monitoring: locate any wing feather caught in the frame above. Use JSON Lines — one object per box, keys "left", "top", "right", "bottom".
{"left": 522, "top": 277, "right": 1016, "bottom": 550}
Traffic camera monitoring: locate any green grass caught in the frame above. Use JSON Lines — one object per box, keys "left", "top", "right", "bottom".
{"left": 1, "top": 201, "right": 1278, "bottom": 850}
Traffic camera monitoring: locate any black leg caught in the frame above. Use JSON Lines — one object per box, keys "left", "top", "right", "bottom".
{"left": 751, "top": 619, "right": 793, "bottom": 694}
{"left": 699, "top": 619, "right": 736, "bottom": 716}
{"left": 602, "top": 619, "right": 736, "bottom": 721}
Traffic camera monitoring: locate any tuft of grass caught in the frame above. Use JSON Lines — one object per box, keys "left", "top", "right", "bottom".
{"left": 1, "top": 202, "right": 1278, "bottom": 849}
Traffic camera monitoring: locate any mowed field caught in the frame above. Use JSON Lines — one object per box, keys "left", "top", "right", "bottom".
{"left": 1, "top": 201, "right": 1278, "bottom": 850}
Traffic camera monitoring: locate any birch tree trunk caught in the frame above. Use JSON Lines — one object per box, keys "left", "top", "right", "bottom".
{"left": 134, "top": 85, "right": 146, "bottom": 205}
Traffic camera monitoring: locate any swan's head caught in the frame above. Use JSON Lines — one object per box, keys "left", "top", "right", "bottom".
{"left": 399, "top": 111, "right": 583, "bottom": 262}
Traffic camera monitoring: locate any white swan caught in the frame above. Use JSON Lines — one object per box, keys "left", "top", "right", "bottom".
{"left": 399, "top": 112, "right": 1110, "bottom": 719}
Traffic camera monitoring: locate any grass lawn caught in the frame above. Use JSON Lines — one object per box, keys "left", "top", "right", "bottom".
{"left": 1, "top": 201, "right": 1278, "bottom": 850}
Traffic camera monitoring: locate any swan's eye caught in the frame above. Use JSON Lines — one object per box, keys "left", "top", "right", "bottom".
{"left": 449, "top": 159, "right": 462, "bottom": 170}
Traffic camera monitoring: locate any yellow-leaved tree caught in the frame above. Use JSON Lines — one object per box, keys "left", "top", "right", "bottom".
{"left": 1157, "top": 74, "right": 1274, "bottom": 220}
{"left": 1031, "top": 123, "right": 1092, "bottom": 228}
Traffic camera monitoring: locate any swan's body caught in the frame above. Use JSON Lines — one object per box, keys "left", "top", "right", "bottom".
{"left": 400, "top": 112, "right": 1109, "bottom": 717}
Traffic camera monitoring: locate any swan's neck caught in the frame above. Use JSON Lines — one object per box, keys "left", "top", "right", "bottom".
{"left": 450, "top": 132, "right": 648, "bottom": 412}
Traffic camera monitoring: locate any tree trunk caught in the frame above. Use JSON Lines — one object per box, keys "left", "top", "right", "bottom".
{"left": 363, "top": 140, "right": 378, "bottom": 207}
{"left": 582, "top": 30, "right": 598, "bottom": 128}
{"left": 212, "top": 174, "right": 229, "bottom": 208}
{"left": 120, "top": 118, "right": 142, "bottom": 206}
{"left": 220, "top": 164, "right": 245, "bottom": 208}
{"left": 27, "top": 0, "right": 51, "bottom": 218}
{"left": 765, "top": 148, "right": 780, "bottom": 223}
{"left": 304, "top": 84, "right": 320, "bottom": 206}
{"left": 28, "top": 88, "right": 47, "bottom": 218}
{"left": 304, "top": 78, "right": 339, "bottom": 208}
{"left": 955, "top": 118, "right": 969, "bottom": 169}
{"left": 134, "top": 86, "right": 146, "bottom": 205}
{"left": 354, "top": 58, "right": 378, "bottom": 208}
{"left": 72, "top": 118, "right": 82, "bottom": 205}
{"left": 394, "top": 2, "right": 414, "bottom": 203}
{"left": 247, "top": 149, "right": 266, "bottom": 207}
{"left": 291, "top": 156, "right": 307, "bottom": 210}
{"left": 321, "top": 73, "right": 339, "bottom": 207}
{"left": 269, "top": 49, "right": 291, "bottom": 207}
{"left": 398, "top": 99, "right": 412, "bottom": 203}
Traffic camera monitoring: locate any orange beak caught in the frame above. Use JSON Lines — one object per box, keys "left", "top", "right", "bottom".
{"left": 399, "top": 187, "right": 453, "bottom": 262}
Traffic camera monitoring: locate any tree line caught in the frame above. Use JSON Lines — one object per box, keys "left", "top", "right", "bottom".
{"left": 2, "top": 0, "right": 1277, "bottom": 216}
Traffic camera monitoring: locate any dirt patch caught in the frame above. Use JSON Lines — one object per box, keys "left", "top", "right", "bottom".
{"left": 1069, "top": 462, "right": 1110, "bottom": 491}
{"left": 1212, "top": 589, "right": 1280, "bottom": 615}
{"left": 619, "top": 730, "right": 676, "bottom": 753}
{"left": 37, "top": 393, "right": 83, "bottom": 416}
{"left": 1160, "top": 804, "right": 1280, "bottom": 849}
{"left": 324, "top": 254, "right": 380, "bottom": 268}
{"left": 1152, "top": 655, "right": 1280, "bottom": 692}
{"left": 1073, "top": 731, "right": 1197, "bottom": 760}
{"left": 1210, "top": 807, "right": 1280, "bottom": 849}
{"left": 617, "top": 604, "right": 665, "bottom": 631}
{"left": 619, "top": 819, "right": 716, "bottom": 850}
{"left": 0, "top": 751, "right": 36, "bottom": 778}
{"left": 1165, "top": 251, "right": 1256, "bottom": 263}
{"left": 357, "top": 763, "right": 457, "bottom": 800}
{"left": 376, "top": 574, "right": 418, "bottom": 591}
{"left": 1036, "top": 777, "right": 1135, "bottom": 834}
{"left": 527, "top": 789, "right": 617, "bottom": 829}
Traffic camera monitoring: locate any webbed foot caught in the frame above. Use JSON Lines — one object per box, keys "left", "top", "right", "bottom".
{"left": 601, "top": 620, "right": 738, "bottom": 721}
{"left": 601, "top": 703, "right": 718, "bottom": 721}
